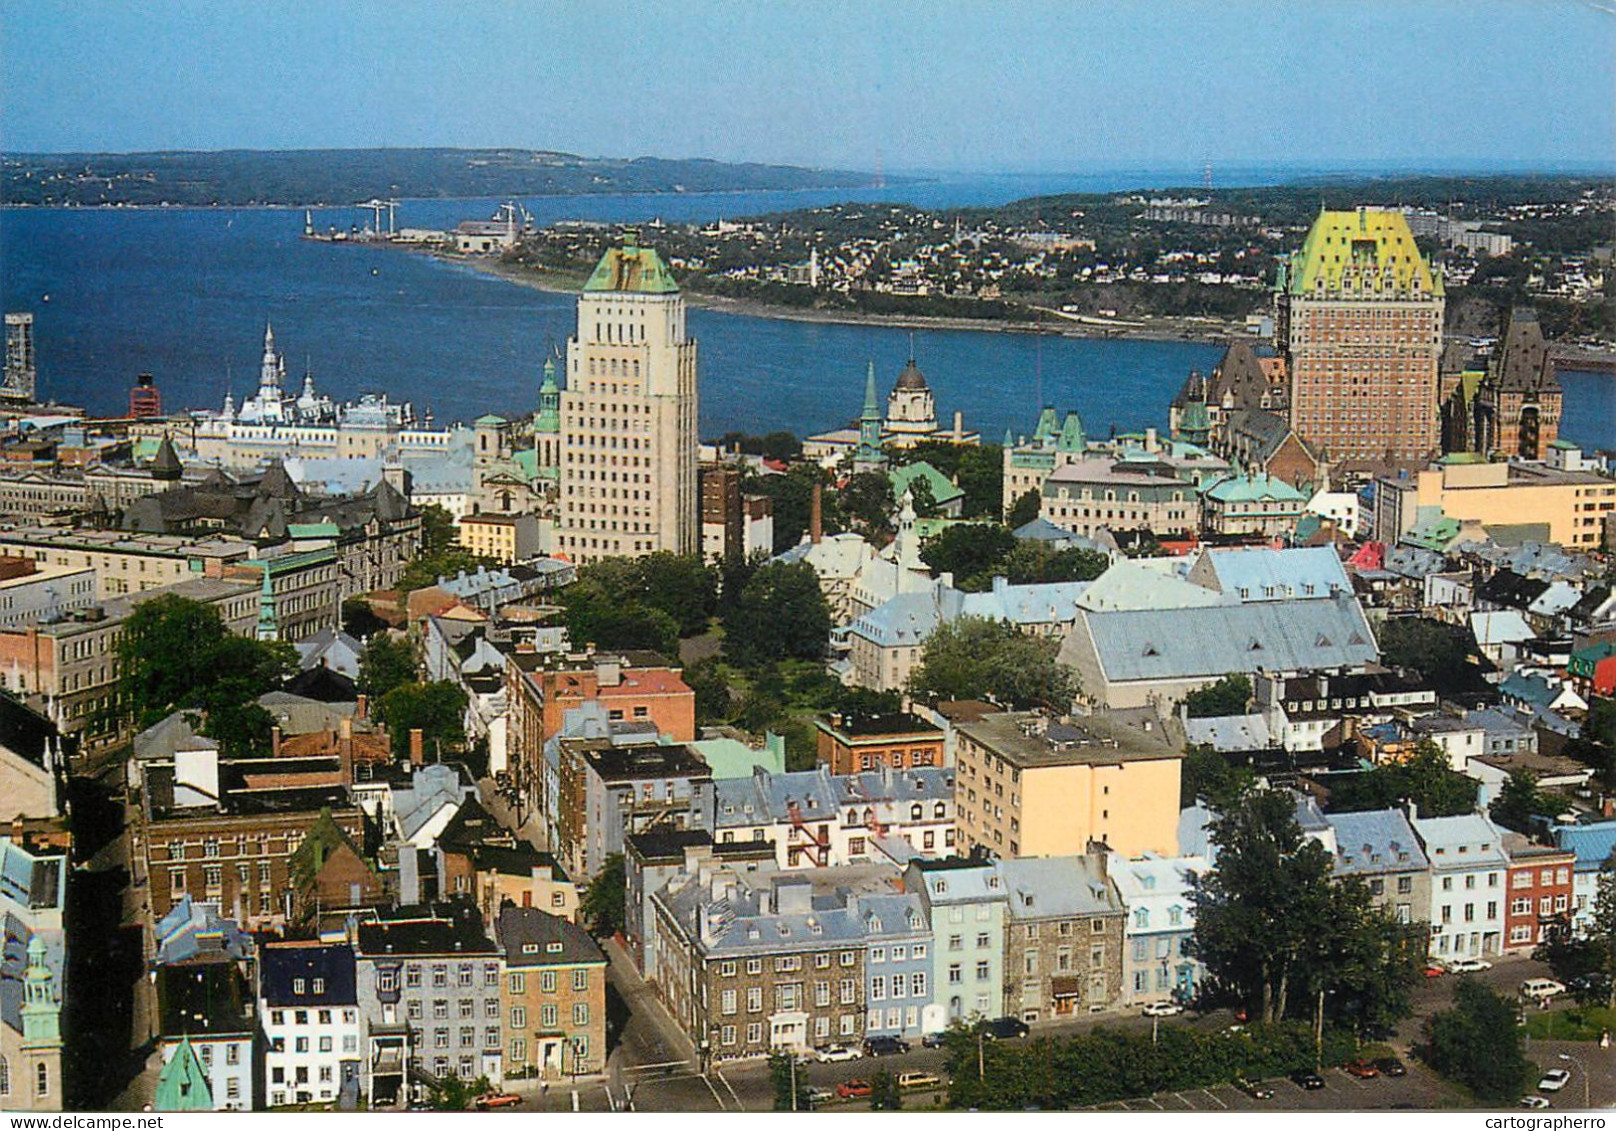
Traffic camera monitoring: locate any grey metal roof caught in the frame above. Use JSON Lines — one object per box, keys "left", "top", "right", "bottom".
{"left": 1080, "top": 591, "right": 1377, "bottom": 684}
{"left": 1196, "top": 546, "right": 1350, "bottom": 602}
{"left": 996, "top": 856, "right": 1120, "bottom": 920}
{"left": 496, "top": 906, "right": 606, "bottom": 968}
{"left": 1325, "top": 809, "right": 1429, "bottom": 877}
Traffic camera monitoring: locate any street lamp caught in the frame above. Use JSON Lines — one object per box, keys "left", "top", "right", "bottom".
{"left": 1556, "top": 1053, "right": 1590, "bottom": 1110}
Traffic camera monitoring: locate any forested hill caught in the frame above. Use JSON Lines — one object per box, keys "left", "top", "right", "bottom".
{"left": 0, "top": 147, "right": 882, "bottom": 206}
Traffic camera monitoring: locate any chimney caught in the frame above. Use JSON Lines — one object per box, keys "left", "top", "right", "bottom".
{"left": 953, "top": 410, "right": 964, "bottom": 441}
{"left": 810, "top": 482, "right": 823, "bottom": 544}
{"left": 1603, "top": 796, "right": 1615, "bottom": 820}
{"left": 271, "top": 725, "right": 282, "bottom": 757}
{"left": 339, "top": 716, "right": 353, "bottom": 741}
{"left": 356, "top": 693, "right": 368, "bottom": 720}
{"left": 410, "top": 728, "right": 425, "bottom": 762}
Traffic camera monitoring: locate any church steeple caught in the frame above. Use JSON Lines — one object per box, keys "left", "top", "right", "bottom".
{"left": 854, "top": 361, "right": 886, "bottom": 470}
{"left": 255, "top": 567, "right": 279, "bottom": 642}
{"left": 20, "top": 935, "right": 61, "bottom": 1049}
{"left": 536, "top": 355, "right": 561, "bottom": 434}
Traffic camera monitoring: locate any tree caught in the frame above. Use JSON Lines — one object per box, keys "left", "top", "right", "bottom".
{"left": 760, "top": 430, "right": 803, "bottom": 462}
{"left": 1006, "top": 488, "right": 1042, "bottom": 529}
{"left": 1328, "top": 741, "right": 1479, "bottom": 817}
{"left": 909, "top": 615, "right": 1076, "bottom": 709}
{"left": 1183, "top": 675, "right": 1253, "bottom": 719}
{"left": 580, "top": 854, "right": 626, "bottom": 938}
{"left": 1001, "top": 542, "right": 1109, "bottom": 586}
{"left": 1488, "top": 767, "right": 1561, "bottom": 832}
{"left": 634, "top": 552, "right": 720, "bottom": 636}
{"left": 1180, "top": 745, "right": 1256, "bottom": 811}
{"left": 1425, "top": 980, "right": 1532, "bottom": 1102}
{"left": 869, "top": 1068, "right": 903, "bottom": 1110}
{"left": 341, "top": 596, "right": 386, "bottom": 640}
{"left": 374, "top": 680, "right": 468, "bottom": 757}
{"left": 723, "top": 561, "right": 832, "bottom": 668}
{"left": 1377, "top": 617, "right": 1473, "bottom": 689}
{"left": 562, "top": 577, "right": 681, "bottom": 657}
{"left": 358, "top": 633, "right": 417, "bottom": 699}
{"left": 1191, "top": 789, "right": 1339, "bottom": 1024}
{"left": 920, "top": 523, "right": 1016, "bottom": 588}
{"left": 116, "top": 594, "right": 297, "bottom": 751}
{"left": 419, "top": 502, "right": 459, "bottom": 555}
{"left": 1587, "top": 859, "right": 1616, "bottom": 1010}
{"left": 768, "top": 1052, "right": 811, "bottom": 1111}
{"left": 684, "top": 659, "right": 734, "bottom": 725}
{"left": 840, "top": 471, "right": 896, "bottom": 540}
{"left": 750, "top": 462, "right": 835, "bottom": 552}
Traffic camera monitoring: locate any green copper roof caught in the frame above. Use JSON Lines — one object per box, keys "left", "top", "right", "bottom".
{"left": 1178, "top": 399, "right": 1212, "bottom": 434}
{"left": 1287, "top": 208, "right": 1442, "bottom": 297}
{"left": 475, "top": 413, "right": 508, "bottom": 426}
{"left": 583, "top": 239, "right": 681, "bottom": 294}
{"left": 155, "top": 1038, "right": 214, "bottom": 1111}
{"left": 513, "top": 449, "right": 540, "bottom": 479}
{"left": 1055, "top": 411, "right": 1086, "bottom": 453}
{"left": 288, "top": 521, "right": 340, "bottom": 539}
{"left": 890, "top": 460, "right": 964, "bottom": 507}
{"left": 1204, "top": 472, "right": 1306, "bottom": 503}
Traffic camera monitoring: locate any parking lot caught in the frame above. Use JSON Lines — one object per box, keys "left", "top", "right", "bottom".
{"left": 1084, "top": 1063, "right": 1468, "bottom": 1113}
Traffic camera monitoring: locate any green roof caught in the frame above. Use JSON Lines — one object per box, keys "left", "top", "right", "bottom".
{"left": 512, "top": 449, "right": 540, "bottom": 480}
{"left": 288, "top": 521, "right": 340, "bottom": 539}
{"left": 155, "top": 1038, "right": 214, "bottom": 1112}
{"left": 475, "top": 413, "right": 508, "bottom": 426}
{"left": 686, "top": 734, "right": 786, "bottom": 780}
{"left": 890, "top": 461, "right": 964, "bottom": 507}
{"left": 1403, "top": 514, "right": 1462, "bottom": 551}
{"left": 1204, "top": 473, "right": 1306, "bottom": 503}
{"left": 1287, "top": 208, "right": 1442, "bottom": 297}
{"left": 583, "top": 240, "right": 681, "bottom": 294}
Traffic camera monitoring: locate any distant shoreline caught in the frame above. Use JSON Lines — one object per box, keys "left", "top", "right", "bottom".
{"left": 430, "top": 252, "right": 1243, "bottom": 345}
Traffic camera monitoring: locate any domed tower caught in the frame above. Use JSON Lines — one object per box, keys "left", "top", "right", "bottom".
{"left": 885, "top": 353, "right": 938, "bottom": 439}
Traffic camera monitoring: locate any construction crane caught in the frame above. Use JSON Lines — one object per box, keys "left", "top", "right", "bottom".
{"left": 359, "top": 198, "right": 399, "bottom": 236}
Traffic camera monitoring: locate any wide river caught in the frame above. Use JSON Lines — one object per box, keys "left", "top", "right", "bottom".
{"left": 2, "top": 172, "right": 1611, "bottom": 447}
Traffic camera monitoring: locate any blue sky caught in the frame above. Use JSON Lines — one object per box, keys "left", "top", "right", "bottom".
{"left": 2, "top": 0, "right": 1611, "bottom": 172}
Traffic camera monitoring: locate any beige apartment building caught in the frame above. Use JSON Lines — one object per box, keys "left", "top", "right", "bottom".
{"left": 458, "top": 512, "right": 542, "bottom": 564}
{"left": 1278, "top": 208, "right": 1444, "bottom": 462}
{"left": 0, "top": 527, "right": 253, "bottom": 599}
{"left": 1372, "top": 459, "right": 1616, "bottom": 549}
{"left": 954, "top": 711, "right": 1182, "bottom": 859}
{"left": 556, "top": 237, "right": 698, "bottom": 563}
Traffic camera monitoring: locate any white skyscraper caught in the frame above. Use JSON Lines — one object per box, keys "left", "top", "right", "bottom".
{"left": 557, "top": 236, "right": 698, "bottom": 562}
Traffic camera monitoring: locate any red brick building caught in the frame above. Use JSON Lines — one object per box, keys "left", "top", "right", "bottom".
{"left": 1502, "top": 833, "right": 1576, "bottom": 952}
{"left": 813, "top": 711, "right": 946, "bottom": 775}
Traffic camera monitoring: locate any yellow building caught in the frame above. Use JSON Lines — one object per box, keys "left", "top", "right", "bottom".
{"left": 1372, "top": 459, "right": 1615, "bottom": 550}
{"left": 954, "top": 711, "right": 1182, "bottom": 859}
{"left": 457, "top": 513, "right": 541, "bottom": 564}
{"left": 1278, "top": 208, "right": 1444, "bottom": 462}
{"left": 556, "top": 236, "right": 699, "bottom": 563}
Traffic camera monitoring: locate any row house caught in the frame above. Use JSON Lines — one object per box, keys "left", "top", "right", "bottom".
{"left": 1108, "top": 853, "right": 1211, "bottom": 1005}
{"left": 999, "top": 854, "right": 1126, "bottom": 1021}
{"left": 652, "top": 864, "right": 869, "bottom": 1061}
{"left": 494, "top": 907, "right": 608, "bottom": 1079}
{"left": 905, "top": 858, "right": 1007, "bottom": 1028}
{"left": 555, "top": 737, "right": 712, "bottom": 881}
{"left": 813, "top": 710, "right": 946, "bottom": 775}
{"left": 1550, "top": 818, "right": 1616, "bottom": 935}
{"left": 260, "top": 942, "right": 364, "bottom": 1109}
{"left": 353, "top": 906, "right": 505, "bottom": 1088}
{"left": 852, "top": 892, "right": 933, "bottom": 1040}
{"left": 1500, "top": 833, "right": 1576, "bottom": 952}
{"left": 624, "top": 832, "right": 774, "bottom": 978}
{"left": 1323, "top": 808, "right": 1431, "bottom": 926}
{"left": 1410, "top": 811, "right": 1508, "bottom": 959}
{"left": 155, "top": 958, "right": 256, "bottom": 1111}
{"left": 708, "top": 764, "right": 955, "bottom": 868}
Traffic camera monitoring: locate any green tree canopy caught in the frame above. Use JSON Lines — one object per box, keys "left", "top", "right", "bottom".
{"left": 1180, "top": 745, "right": 1257, "bottom": 812}
{"left": 840, "top": 471, "right": 897, "bottom": 540}
{"left": 768, "top": 1052, "right": 812, "bottom": 1111}
{"left": 580, "top": 853, "right": 626, "bottom": 937}
{"left": 1006, "top": 488, "right": 1042, "bottom": 528}
{"left": 1425, "top": 980, "right": 1532, "bottom": 1102}
{"left": 1377, "top": 617, "right": 1475, "bottom": 688}
{"left": 374, "top": 680, "right": 468, "bottom": 757}
{"left": 1328, "top": 741, "right": 1480, "bottom": 817}
{"left": 920, "top": 523, "right": 1017, "bottom": 588}
{"left": 1488, "top": 767, "right": 1562, "bottom": 832}
{"left": 909, "top": 615, "right": 1076, "bottom": 709}
{"left": 116, "top": 594, "right": 297, "bottom": 754}
{"left": 358, "top": 633, "right": 417, "bottom": 699}
{"left": 723, "top": 561, "right": 832, "bottom": 669}
{"left": 1184, "top": 674, "right": 1254, "bottom": 719}
{"left": 750, "top": 463, "right": 837, "bottom": 553}
{"left": 1001, "top": 542, "right": 1110, "bottom": 586}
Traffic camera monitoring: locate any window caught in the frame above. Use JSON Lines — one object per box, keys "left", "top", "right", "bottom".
{"left": 509, "top": 972, "right": 526, "bottom": 994}
{"left": 540, "top": 971, "right": 557, "bottom": 993}
{"left": 319, "top": 1036, "right": 332, "bottom": 1053}
{"left": 293, "top": 978, "right": 306, "bottom": 995}
{"left": 511, "top": 1006, "right": 527, "bottom": 1029}
{"left": 510, "top": 1038, "right": 528, "bottom": 1062}
{"left": 541, "top": 1004, "right": 558, "bottom": 1028}
{"left": 721, "top": 989, "right": 737, "bottom": 1015}
{"left": 573, "top": 969, "right": 589, "bottom": 991}
{"left": 433, "top": 1000, "right": 448, "bottom": 1020}
{"left": 406, "top": 966, "right": 421, "bottom": 988}
{"left": 976, "top": 960, "right": 990, "bottom": 981}
{"left": 747, "top": 987, "right": 763, "bottom": 1012}
{"left": 948, "top": 963, "right": 962, "bottom": 985}
{"left": 573, "top": 1003, "right": 590, "bottom": 1026}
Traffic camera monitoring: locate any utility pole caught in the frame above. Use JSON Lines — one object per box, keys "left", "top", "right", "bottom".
{"left": 790, "top": 1054, "right": 798, "bottom": 1112}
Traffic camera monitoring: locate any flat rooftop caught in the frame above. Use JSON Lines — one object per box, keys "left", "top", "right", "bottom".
{"left": 957, "top": 710, "right": 1178, "bottom": 768}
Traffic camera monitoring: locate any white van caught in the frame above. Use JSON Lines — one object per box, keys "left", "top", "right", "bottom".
{"left": 1520, "top": 978, "right": 1566, "bottom": 1000}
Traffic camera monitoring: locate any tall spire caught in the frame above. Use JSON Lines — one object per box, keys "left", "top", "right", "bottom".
{"left": 861, "top": 360, "right": 880, "bottom": 420}
{"left": 854, "top": 361, "right": 886, "bottom": 470}
{"left": 255, "top": 567, "right": 279, "bottom": 642}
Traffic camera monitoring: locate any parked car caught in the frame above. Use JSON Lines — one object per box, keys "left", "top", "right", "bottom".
{"left": 920, "top": 1032, "right": 948, "bottom": 1049}
{"left": 1291, "top": 1070, "right": 1325, "bottom": 1090}
{"left": 473, "top": 1093, "right": 523, "bottom": 1109}
{"left": 1521, "top": 1096, "right": 1552, "bottom": 1109}
{"left": 979, "top": 1017, "right": 1031, "bottom": 1040}
{"left": 1142, "top": 1001, "right": 1184, "bottom": 1018}
{"left": 1423, "top": 964, "right": 1447, "bottom": 978}
{"left": 816, "top": 1044, "right": 862, "bottom": 1063}
{"left": 806, "top": 1087, "right": 836, "bottom": 1107}
{"left": 862, "top": 1036, "right": 910, "bottom": 1056}
{"left": 1569, "top": 973, "right": 1613, "bottom": 996}
{"left": 1521, "top": 978, "right": 1568, "bottom": 1001}
{"left": 1538, "top": 1069, "right": 1571, "bottom": 1093}
{"left": 1344, "top": 1060, "right": 1380, "bottom": 1079}
{"left": 837, "top": 1080, "right": 873, "bottom": 1100}
{"left": 897, "top": 1071, "right": 942, "bottom": 1090}
{"left": 1446, "top": 957, "right": 1492, "bottom": 973}
{"left": 1374, "top": 1058, "right": 1407, "bottom": 1078}
{"left": 1235, "top": 1077, "right": 1274, "bottom": 1099}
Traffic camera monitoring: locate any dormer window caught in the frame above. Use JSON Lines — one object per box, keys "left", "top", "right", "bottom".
{"left": 312, "top": 978, "right": 325, "bottom": 995}
{"left": 293, "top": 978, "right": 306, "bottom": 995}
{"left": 547, "top": 942, "right": 563, "bottom": 953}
{"left": 522, "top": 943, "right": 539, "bottom": 954}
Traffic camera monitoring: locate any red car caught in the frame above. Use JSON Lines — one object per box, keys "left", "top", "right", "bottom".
{"left": 837, "top": 1080, "right": 873, "bottom": 1100}
{"left": 1344, "top": 1061, "right": 1380, "bottom": 1079}
{"left": 474, "top": 1093, "right": 524, "bottom": 1109}
{"left": 1423, "top": 965, "right": 1446, "bottom": 978}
